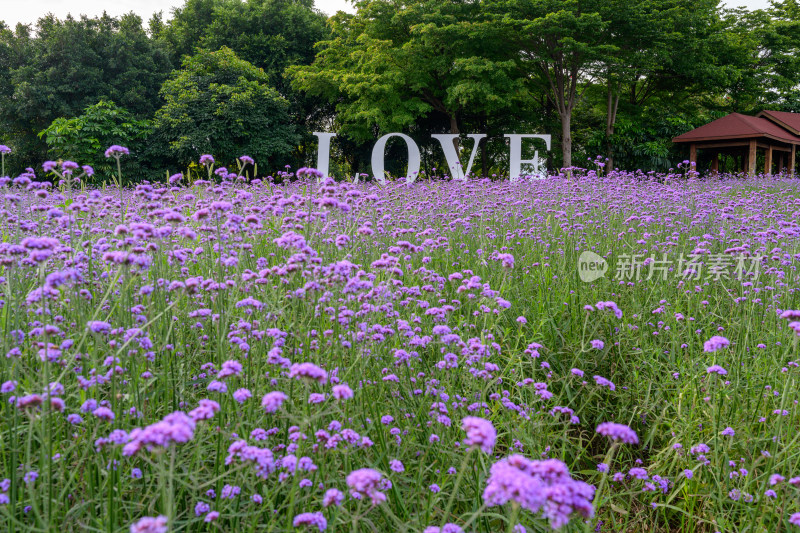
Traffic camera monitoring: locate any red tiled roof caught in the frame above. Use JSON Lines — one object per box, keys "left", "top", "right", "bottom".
{"left": 672, "top": 112, "right": 800, "bottom": 145}
{"left": 758, "top": 110, "right": 800, "bottom": 136}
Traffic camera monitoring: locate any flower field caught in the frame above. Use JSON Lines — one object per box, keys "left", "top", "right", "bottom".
{"left": 2, "top": 158, "right": 800, "bottom": 532}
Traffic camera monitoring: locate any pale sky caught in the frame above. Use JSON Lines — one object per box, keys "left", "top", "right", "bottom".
{"left": 0, "top": 0, "right": 773, "bottom": 29}
{"left": 0, "top": 0, "right": 356, "bottom": 29}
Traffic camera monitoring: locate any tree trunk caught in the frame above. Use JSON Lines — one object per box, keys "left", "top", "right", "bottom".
{"left": 449, "top": 114, "right": 460, "bottom": 153}
{"left": 605, "top": 79, "right": 620, "bottom": 172}
{"left": 560, "top": 110, "right": 572, "bottom": 170}
{"left": 544, "top": 94, "right": 555, "bottom": 170}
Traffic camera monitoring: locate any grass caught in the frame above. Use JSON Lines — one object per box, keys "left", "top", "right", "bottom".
{"left": 1, "top": 164, "right": 799, "bottom": 532}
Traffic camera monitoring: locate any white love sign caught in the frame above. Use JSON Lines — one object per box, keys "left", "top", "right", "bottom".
{"left": 504, "top": 134, "right": 552, "bottom": 181}
{"left": 431, "top": 134, "right": 485, "bottom": 181}
{"left": 313, "top": 132, "right": 551, "bottom": 182}
{"left": 371, "top": 133, "right": 420, "bottom": 184}
{"left": 312, "top": 132, "right": 336, "bottom": 179}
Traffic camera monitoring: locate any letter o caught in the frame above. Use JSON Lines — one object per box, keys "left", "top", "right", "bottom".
{"left": 371, "top": 133, "right": 421, "bottom": 184}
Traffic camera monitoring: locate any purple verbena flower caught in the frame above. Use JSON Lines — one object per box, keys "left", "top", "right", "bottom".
{"left": 105, "top": 145, "right": 130, "bottom": 158}
{"left": 461, "top": 416, "right": 497, "bottom": 453}
{"left": 706, "top": 365, "right": 728, "bottom": 376}
{"left": 346, "top": 468, "right": 386, "bottom": 505}
{"left": 596, "top": 422, "right": 639, "bottom": 445}
{"left": 289, "top": 362, "right": 327, "bottom": 384}
{"left": 323, "top": 488, "right": 344, "bottom": 507}
{"left": 482, "top": 455, "right": 594, "bottom": 529}
{"left": 261, "top": 391, "right": 288, "bottom": 413}
{"left": 703, "top": 336, "right": 730, "bottom": 352}
{"left": 129, "top": 515, "right": 167, "bottom": 533}
{"left": 233, "top": 388, "right": 252, "bottom": 404}
{"left": 293, "top": 511, "right": 327, "bottom": 531}
{"left": 593, "top": 375, "right": 616, "bottom": 390}
{"left": 332, "top": 384, "right": 353, "bottom": 400}
{"left": 122, "top": 412, "right": 196, "bottom": 456}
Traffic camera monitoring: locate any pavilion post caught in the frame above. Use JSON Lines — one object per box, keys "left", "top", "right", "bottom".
{"left": 711, "top": 153, "right": 719, "bottom": 174}
{"left": 748, "top": 139, "right": 757, "bottom": 175}
{"left": 791, "top": 144, "right": 796, "bottom": 177}
{"left": 689, "top": 144, "right": 697, "bottom": 169}
{"left": 765, "top": 145, "right": 773, "bottom": 175}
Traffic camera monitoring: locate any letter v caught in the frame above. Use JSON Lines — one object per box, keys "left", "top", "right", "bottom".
{"left": 431, "top": 134, "right": 486, "bottom": 181}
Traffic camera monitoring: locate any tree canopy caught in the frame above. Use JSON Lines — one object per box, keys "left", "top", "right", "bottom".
{"left": 148, "top": 46, "right": 298, "bottom": 170}
{"left": 39, "top": 100, "right": 153, "bottom": 182}
{"left": 0, "top": 0, "right": 799, "bottom": 177}
{"left": 0, "top": 13, "right": 171, "bottom": 174}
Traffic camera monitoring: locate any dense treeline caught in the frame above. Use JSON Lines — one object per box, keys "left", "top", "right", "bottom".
{"left": 1, "top": 0, "right": 799, "bottom": 179}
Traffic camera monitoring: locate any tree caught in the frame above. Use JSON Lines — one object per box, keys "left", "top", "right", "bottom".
{"left": 161, "top": 0, "right": 327, "bottom": 89}
{"left": 159, "top": 0, "right": 330, "bottom": 153}
{"left": 39, "top": 100, "right": 152, "bottom": 182}
{"left": 593, "top": 0, "right": 725, "bottom": 169}
{"left": 764, "top": 0, "right": 800, "bottom": 110}
{"left": 0, "top": 13, "right": 171, "bottom": 174}
{"left": 713, "top": 1, "right": 800, "bottom": 112}
{"left": 148, "top": 46, "right": 298, "bottom": 170}
{"left": 485, "top": 0, "right": 615, "bottom": 169}
{"left": 289, "top": 0, "right": 523, "bottom": 176}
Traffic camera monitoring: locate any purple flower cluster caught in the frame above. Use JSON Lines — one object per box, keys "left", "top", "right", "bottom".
{"left": 105, "top": 145, "right": 130, "bottom": 158}
{"left": 593, "top": 375, "right": 616, "bottom": 391}
{"left": 122, "top": 412, "right": 196, "bottom": 456}
{"left": 346, "top": 468, "right": 387, "bottom": 505}
{"left": 261, "top": 391, "right": 288, "bottom": 413}
{"left": 323, "top": 489, "right": 344, "bottom": 507}
{"left": 129, "top": 515, "right": 167, "bottom": 533}
{"left": 293, "top": 511, "right": 327, "bottom": 531}
{"left": 461, "top": 416, "right": 496, "bottom": 453}
{"left": 595, "top": 301, "right": 622, "bottom": 319}
{"left": 289, "top": 362, "right": 327, "bottom": 384}
{"left": 483, "top": 455, "right": 594, "bottom": 529}
{"left": 424, "top": 525, "right": 464, "bottom": 533}
{"left": 189, "top": 399, "right": 220, "bottom": 421}
{"left": 596, "top": 422, "right": 639, "bottom": 444}
{"left": 703, "top": 336, "right": 730, "bottom": 352}
{"left": 226, "top": 440, "right": 276, "bottom": 478}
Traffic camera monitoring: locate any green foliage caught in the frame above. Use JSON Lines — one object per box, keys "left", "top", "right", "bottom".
{"left": 584, "top": 109, "right": 715, "bottom": 171}
{"left": 148, "top": 47, "right": 298, "bottom": 170}
{"left": 289, "top": 0, "right": 528, "bottom": 175}
{"left": 161, "top": 0, "right": 327, "bottom": 90}
{"left": 160, "top": 0, "right": 331, "bottom": 160}
{"left": 480, "top": 0, "right": 617, "bottom": 167}
{"left": 1, "top": 0, "right": 800, "bottom": 177}
{"left": 38, "top": 100, "right": 152, "bottom": 181}
{"left": 0, "top": 13, "right": 171, "bottom": 174}
{"left": 714, "top": 1, "right": 800, "bottom": 112}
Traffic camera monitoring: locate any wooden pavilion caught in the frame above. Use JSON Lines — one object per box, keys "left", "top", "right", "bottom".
{"left": 672, "top": 110, "right": 799, "bottom": 175}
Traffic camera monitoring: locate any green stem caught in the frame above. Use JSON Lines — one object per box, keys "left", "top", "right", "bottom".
{"left": 506, "top": 502, "right": 520, "bottom": 533}
{"left": 116, "top": 156, "right": 125, "bottom": 222}
{"left": 441, "top": 447, "right": 474, "bottom": 526}
{"left": 592, "top": 442, "right": 620, "bottom": 520}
